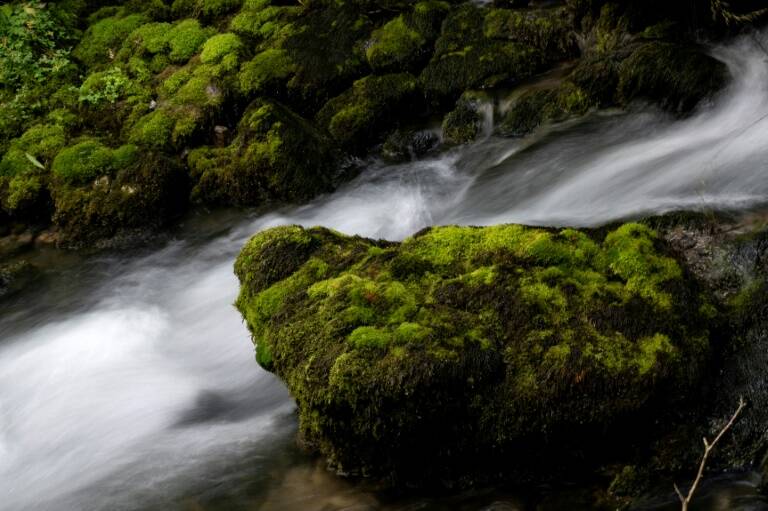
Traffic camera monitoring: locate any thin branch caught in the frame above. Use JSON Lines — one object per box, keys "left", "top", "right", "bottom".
{"left": 711, "top": 0, "right": 768, "bottom": 26}
{"left": 674, "top": 396, "right": 746, "bottom": 511}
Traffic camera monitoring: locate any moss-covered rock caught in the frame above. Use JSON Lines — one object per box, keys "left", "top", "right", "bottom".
{"left": 188, "top": 98, "right": 339, "bottom": 206}
{"left": 316, "top": 73, "right": 419, "bottom": 149}
{"left": 278, "top": 2, "right": 373, "bottom": 112}
{"left": 74, "top": 12, "right": 149, "bottom": 69}
{"left": 441, "top": 94, "right": 486, "bottom": 145}
{"left": 235, "top": 222, "right": 712, "bottom": 484}
{"left": 365, "top": 1, "right": 450, "bottom": 73}
{"left": 51, "top": 151, "right": 186, "bottom": 245}
{"left": 483, "top": 6, "right": 578, "bottom": 60}
{"left": 381, "top": 129, "right": 440, "bottom": 162}
{"left": 617, "top": 42, "right": 729, "bottom": 113}
{"left": 420, "top": 4, "right": 546, "bottom": 103}
{"left": 498, "top": 81, "right": 593, "bottom": 136}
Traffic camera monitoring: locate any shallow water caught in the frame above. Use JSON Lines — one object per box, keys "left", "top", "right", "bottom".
{"left": 2, "top": 31, "right": 768, "bottom": 511}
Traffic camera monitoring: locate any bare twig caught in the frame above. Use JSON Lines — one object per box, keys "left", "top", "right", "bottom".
{"left": 711, "top": 0, "right": 768, "bottom": 26}
{"left": 673, "top": 396, "right": 746, "bottom": 511}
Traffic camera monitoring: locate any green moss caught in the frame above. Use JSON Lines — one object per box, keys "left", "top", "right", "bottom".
{"left": 189, "top": 99, "right": 338, "bottom": 206}
{"left": 316, "top": 73, "right": 418, "bottom": 149}
{"left": 499, "top": 81, "right": 593, "bottom": 137}
{"left": 230, "top": 3, "right": 299, "bottom": 41}
{"left": 617, "top": 42, "right": 728, "bottom": 113}
{"left": 234, "top": 222, "right": 711, "bottom": 482}
{"left": 51, "top": 139, "right": 114, "bottom": 185}
{"left": 74, "top": 14, "right": 149, "bottom": 68}
{"left": 349, "top": 326, "right": 393, "bottom": 350}
{"left": 365, "top": 16, "right": 426, "bottom": 72}
{"left": 165, "top": 19, "right": 214, "bottom": 64}
{"left": 0, "top": 124, "right": 67, "bottom": 177}
{"left": 483, "top": 6, "right": 577, "bottom": 59}
{"left": 172, "top": 0, "right": 243, "bottom": 19}
{"left": 200, "top": 33, "right": 244, "bottom": 65}
{"left": 50, "top": 151, "right": 186, "bottom": 245}
{"left": 442, "top": 96, "right": 483, "bottom": 145}
{"left": 128, "top": 110, "right": 176, "bottom": 149}
{"left": 4, "top": 174, "right": 43, "bottom": 213}
{"left": 238, "top": 49, "right": 296, "bottom": 95}
{"left": 602, "top": 223, "right": 682, "bottom": 310}
{"left": 278, "top": 3, "right": 372, "bottom": 111}
{"left": 420, "top": 5, "right": 545, "bottom": 101}
{"left": 122, "top": 22, "right": 172, "bottom": 57}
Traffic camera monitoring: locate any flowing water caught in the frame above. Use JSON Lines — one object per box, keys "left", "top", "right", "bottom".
{"left": 2, "top": 30, "right": 768, "bottom": 511}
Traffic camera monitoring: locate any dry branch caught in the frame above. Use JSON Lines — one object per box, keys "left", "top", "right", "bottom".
{"left": 673, "top": 397, "right": 746, "bottom": 511}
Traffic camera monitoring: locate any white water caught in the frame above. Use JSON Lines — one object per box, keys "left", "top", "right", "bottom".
{"left": 1, "top": 32, "right": 768, "bottom": 511}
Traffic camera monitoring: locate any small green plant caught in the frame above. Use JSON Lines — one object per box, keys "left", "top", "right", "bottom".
{"left": 0, "top": 2, "right": 76, "bottom": 91}
{"left": 79, "top": 67, "right": 131, "bottom": 106}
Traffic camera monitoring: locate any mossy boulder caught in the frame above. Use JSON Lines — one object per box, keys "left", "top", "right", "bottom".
{"left": 364, "top": 2, "right": 450, "bottom": 73}
{"left": 0, "top": 124, "right": 68, "bottom": 219}
{"left": 420, "top": 4, "right": 546, "bottom": 102}
{"left": 51, "top": 151, "right": 186, "bottom": 245}
{"left": 381, "top": 129, "right": 440, "bottom": 162}
{"left": 483, "top": 6, "right": 578, "bottom": 60}
{"left": 188, "top": 98, "right": 339, "bottom": 206}
{"left": 235, "top": 222, "right": 712, "bottom": 484}
{"left": 617, "top": 42, "right": 729, "bottom": 113}
{"left": 441, "top": 94, "right": 485, "bottom": 145}
{"left": 316, "top": 73, "right": 420, "bottom": 150}
{"left": 278, "top": 2, "right": 373, "bottom": 112}
{"left": 74, "top": 12, "right": 149, "bottom": 69}
{"left": 498, "top": 81, "right": 593, "bottom": 136}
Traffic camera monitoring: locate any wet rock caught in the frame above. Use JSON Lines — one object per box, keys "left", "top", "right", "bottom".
{"left": 617, "top": 42, "right": 729, "bottom": 113}
{"left": 189, "top": 99, "right": 340, "bottom": 206}
{"left": 442, "top": 97, "right": 484, "bottom": 145}
{"left": 498, "top": 81, "right": 592, "bottom": 136}
{"left": 0, "top": 260, "right": 39, "bottom": 299}
{"left": 234, "top": 222, "right": 712, "bottom": 486}
{"left": 51, "top": 151, "right": 187, "bottom": 247}
{"left": 381, "top": 129, "right": 440, "bottom": 162}
{"left": 316, "top": 73, "right": 420, "bottom": 151}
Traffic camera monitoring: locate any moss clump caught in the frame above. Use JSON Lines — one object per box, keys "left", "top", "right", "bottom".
{"left": 420, "top": 4, "right": 546, "bottom": 102}
{"left": 365, "top": 16, "right": 426, "bottom": 72}
{"left": 617, "top": 42, "right": 729, "bottom": 113}
{"left": 239, "top": 49, "right": 296, "bottom": 96}
{"left": 316, "top": 73, "right": 419, "bottom": 149}
{"left": 278, "top": 3, "right": 372, "bottom": 111}
{"left": 200, "top": 33, "right": 244, "bottom": 65}
{"left": 172, "top": 0, "right": 243, "bottom": 19}
{"left": 234, "top": 222, "right": 711, "bottom": 484}
{"left": 51, "top": 140, "right": 139, "bottom": 185}
{"left": 229, "top": 2, "right": 300, "bottom": 41}
{"left": 0, "top": 124, "right": 67, "bottom": 178}
{"left": 483, "top": 6, "right": 577, "bottom": 59}
{"left": 499, "top": 81, "right": 593, "bottom": 136}
{"left": 188, "top": 99, "right": 339, "bottom": 205}
{"left": 442, "top": 95, "right": 485, "bottom": 145}
{"left": 165, "top": 19, "right": 215, "bottom": 64}
{"left": 51, "top": 151, "right": 186, "bottom": 245}
{"left": 74, "top": 13, "right": 149, "bottom": 69}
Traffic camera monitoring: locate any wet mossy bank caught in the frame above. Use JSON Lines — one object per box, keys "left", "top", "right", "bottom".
{"left": 0, "top": 0, "right": 750, "bottom": 252}
{"left": 233, "top": 215, "right": 768, "bottom": 501}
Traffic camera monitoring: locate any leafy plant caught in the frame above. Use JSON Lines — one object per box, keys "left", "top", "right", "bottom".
{"left": 0, "top": 2, "right": 78, "bottom": 91}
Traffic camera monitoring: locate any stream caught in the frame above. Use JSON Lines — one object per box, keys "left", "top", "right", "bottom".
{"left": 1, "top": 30, "right": 768, "bottom": 511}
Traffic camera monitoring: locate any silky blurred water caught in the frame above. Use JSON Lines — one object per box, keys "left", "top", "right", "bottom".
{"left": 1, "top": 30, "right": 768, "bottom": 511}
